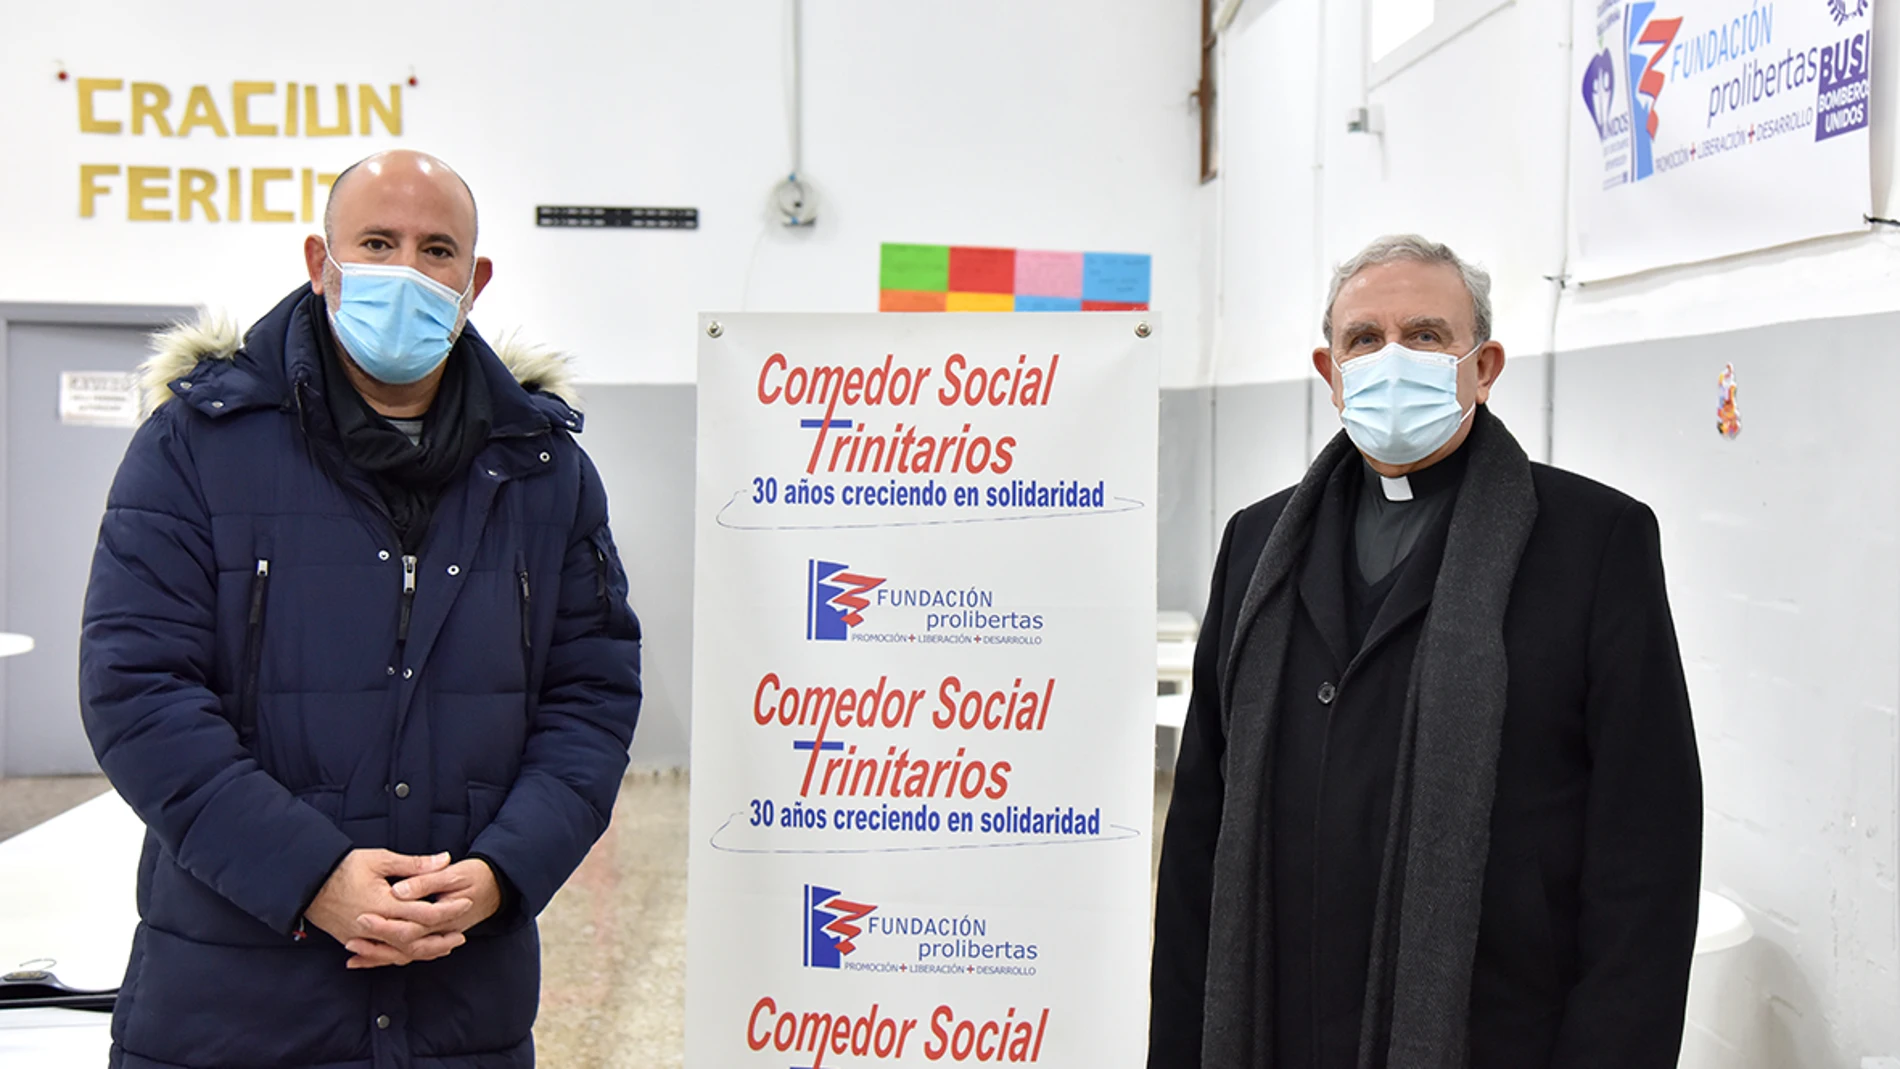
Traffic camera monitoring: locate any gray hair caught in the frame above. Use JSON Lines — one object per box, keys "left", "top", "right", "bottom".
{"left": 1321, "top": 234, "right": 1492, "bottom": 346}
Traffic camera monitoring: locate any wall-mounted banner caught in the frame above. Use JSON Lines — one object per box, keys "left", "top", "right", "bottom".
{"left": 1571, "top": 0, "right": 1874, "bottom": 279}
{"left": 686, "top": 312, "right": 1157, "bottom": 1066}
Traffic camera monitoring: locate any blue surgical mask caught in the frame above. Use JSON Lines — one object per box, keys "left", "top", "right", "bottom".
{"left": 1336, "top": 342, "right": 1478, "bottom": 465}
{"left": 325, "top": 255, "right": 473, "bottom": 385}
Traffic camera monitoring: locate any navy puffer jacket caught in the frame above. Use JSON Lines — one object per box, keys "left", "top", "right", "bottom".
{"left": 79, "top": 286, "right": 642, "bottom": 1068}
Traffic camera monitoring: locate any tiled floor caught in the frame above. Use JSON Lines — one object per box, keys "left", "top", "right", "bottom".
{"left": 0, "top": 769, "right": 1178, "bottom": 1067}
{"left": 536, "top": 769, "right": 691, "bottom": 1067}
{"left": 0, "top": 774, "right": 112, "bottom": 842}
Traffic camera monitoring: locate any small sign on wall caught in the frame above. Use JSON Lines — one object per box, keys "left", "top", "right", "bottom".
{"left": 59, "top": 371, "right": 142, "bottom": 428}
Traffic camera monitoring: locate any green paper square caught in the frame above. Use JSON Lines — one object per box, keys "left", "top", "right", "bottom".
{"left": 880, "top": 244, "right": 950, "bottom": 292}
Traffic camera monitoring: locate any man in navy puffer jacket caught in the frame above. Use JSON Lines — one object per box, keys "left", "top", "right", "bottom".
{"left": 79, "top": 149, "right": 643, "bottom": 1068}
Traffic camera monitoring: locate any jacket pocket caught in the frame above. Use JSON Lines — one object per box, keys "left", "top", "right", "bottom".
{"left": 587, "top": 526, "right": 642, "bottom": 642}
{"left": 1470, "top": 845, "right": 1567, "bottom": 1066}
{"left": 296, "top": 786, "right": 344, "bottom": 820}
{"left": 237, "top": 557, "right": 272, "bottom": 745}
{"left": 1478, "top": 842, "right": 1562, "bottom": 999}
{"left": 467, "top": 782, "right": 509, "bottom": 853}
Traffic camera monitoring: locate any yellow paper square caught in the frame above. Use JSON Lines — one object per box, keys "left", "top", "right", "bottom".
{"left": 944, "top": 291, "right": 1016, "bottom": 313}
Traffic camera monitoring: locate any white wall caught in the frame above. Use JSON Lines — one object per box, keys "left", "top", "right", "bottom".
{"left": 1551, "top": 321, "right": 1900, "bottom": 1069}
{"left": 1213, "top": 0, "right": 1900, "bottom": 1062}
{"left": 1214, "top": 0, "right": 1572, "bottom": 388}
{"left": 0, "top": 0, "right": 1205, "bottom": 386}
{"left": 1214, "top": 0, "right": 1900, "bottom": 386}
{"left": 1214, "top": 0, "right": 1325, "bottom": 386}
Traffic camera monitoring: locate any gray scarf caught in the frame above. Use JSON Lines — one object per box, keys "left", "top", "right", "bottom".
{"left": 1201, "top": 407, "right": 1538, "bottom": 1068}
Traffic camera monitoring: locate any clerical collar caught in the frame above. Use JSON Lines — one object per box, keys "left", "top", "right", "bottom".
{"left": 1350, "top": 435, "right": 1471, "bottom": 586}
{"left": 1363, "top": 438, "right": 1470, "bottom": 503}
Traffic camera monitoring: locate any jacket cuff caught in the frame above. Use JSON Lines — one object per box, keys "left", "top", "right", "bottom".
{"left": 176, "top": 770, "right": 358, "bottom": 935}
{"left": 292, "top": 844, "right": 355, "bottom": 937}
{"left": 467, "top": 852, "right": 520, "bottom": 923}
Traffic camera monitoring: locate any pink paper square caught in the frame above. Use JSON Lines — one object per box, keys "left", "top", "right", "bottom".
{"left": 1014, "top": 250, "right": 1084, "bottom": 298}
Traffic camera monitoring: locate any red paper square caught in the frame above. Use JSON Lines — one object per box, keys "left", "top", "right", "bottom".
{"left": 948, "top": 246, "right": 1016, "bottom": 295}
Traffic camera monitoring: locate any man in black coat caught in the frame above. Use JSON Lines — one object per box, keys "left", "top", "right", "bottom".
{"left": 1149, "top": 234, "right": 1702, "bottom": 1068}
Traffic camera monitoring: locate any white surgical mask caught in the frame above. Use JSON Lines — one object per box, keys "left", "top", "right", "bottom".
{"left": 1336, "top": 342, "right": 1478, "bottom": 465}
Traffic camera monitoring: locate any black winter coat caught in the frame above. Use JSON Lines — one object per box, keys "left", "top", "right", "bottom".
{"left": 1151, "top": 456, "right": 1702, "bottom": 1068}
{"left": 81, "top": 289, "right": 644, "bottom": 1068}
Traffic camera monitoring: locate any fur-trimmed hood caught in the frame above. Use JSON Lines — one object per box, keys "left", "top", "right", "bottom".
{"left": 142, "top": 308, "right": 582, "bottom": 419}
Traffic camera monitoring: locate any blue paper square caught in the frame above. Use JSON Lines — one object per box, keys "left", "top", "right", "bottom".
{"left": 1014, "top": 295, "right": 1084, "bottom": 312}
{"left": 1082, "top": 253, "right": 1152, "bottom": 304}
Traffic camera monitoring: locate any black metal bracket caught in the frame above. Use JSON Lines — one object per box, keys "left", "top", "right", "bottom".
{"left": 536, "top": 206, "right": 699, "bottom": 229}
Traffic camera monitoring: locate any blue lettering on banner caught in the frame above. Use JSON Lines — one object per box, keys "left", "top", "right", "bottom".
{"left": 877, "top": 588, "right": 996, "bottom": 609}
{"left": 1671, "top": 1, "right": 1776, "bottom": 80}
{"left": 1814, "top": 30, "right": 1871, "bottom": 140}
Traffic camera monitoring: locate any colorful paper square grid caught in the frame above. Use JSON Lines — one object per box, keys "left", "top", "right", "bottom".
{"left": 879, "top": 243, "right": 1150, "bottom": 312}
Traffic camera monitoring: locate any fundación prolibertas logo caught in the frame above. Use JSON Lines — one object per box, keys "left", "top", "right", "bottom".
{"left": 804, "top": 558, "right": 1047, "bottom": 647}
{"left": 805, "top": 885, "right": 877, "bottom": 969}
{"left": 802, "top": 884, "right": 1040, "bottom": 977}
{"left": 807, "top": 560, "right": 885, "bottom": 641}
{"left": 1584, "top": 0, "right": 1872, "bottom": 189}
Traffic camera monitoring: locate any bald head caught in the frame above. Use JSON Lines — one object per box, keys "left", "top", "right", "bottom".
{"left": 305, "top": 148, "right": 494, "bottom": 354}
{"left": 323, "top": 149, "right": 478, "bottom": 248}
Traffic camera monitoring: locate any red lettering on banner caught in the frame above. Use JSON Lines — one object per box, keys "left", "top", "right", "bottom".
{"left": 753, "top": 352, "right": 1057, "bottom": 475}
{"left": 751, "top": 671, "right": 1050, "bottom": 800}
{"left": 746, "top": 997, "right": 919, "bottom": 1063}
{"left": 922, "top": 1004, "right": 1052, "bottom": 1062}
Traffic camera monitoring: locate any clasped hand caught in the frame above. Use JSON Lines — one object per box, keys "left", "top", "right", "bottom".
{"left": 305, "top": 849, "right": 503, "bottom": 969}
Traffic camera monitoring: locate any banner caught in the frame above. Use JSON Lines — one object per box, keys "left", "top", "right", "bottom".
{"left": 1571, "top": 0, "right": 1874, "bottom": 279}
{"left": 686, "top": 313, "right": 1158, "bottom": 1067}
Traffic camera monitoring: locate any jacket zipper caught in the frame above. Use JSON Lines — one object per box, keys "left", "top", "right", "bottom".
{"left": 239, "top": 559, "right": 271, "bottom": 744}
{"left": 518, "top": 564, "right": 533, "bottom": 681}
{"left": 399, "top": 555, "right": 418, "bottom": 649}
{"left": 519, "top": 573, "right": 532, "bottom": 649}
{"left": 296, "top": 376, "right": 556, "bottom": 686}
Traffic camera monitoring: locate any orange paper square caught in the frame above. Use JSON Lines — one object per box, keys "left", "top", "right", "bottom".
{"left": 880, "top": 289, "right": 949, "bottom": 312}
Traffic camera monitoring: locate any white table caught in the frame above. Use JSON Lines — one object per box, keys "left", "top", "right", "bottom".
{"left": 1155, "top": 614, "right": 1199, "bottom": 769}
{"left": 1694, "top": 889, "right": 1752, "bottom": 955}
{"left": 1679, "top": 890, "right": 1759, "bottom": 1069}
{"left": 1156, "top": 611, "right": 1199, "bottom": 645}
{"left": 1157, "top": 639, "right": 1195, "bottom": 693}
{"left": 0, "top": 790, "right": 143, "bottom": 1064}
